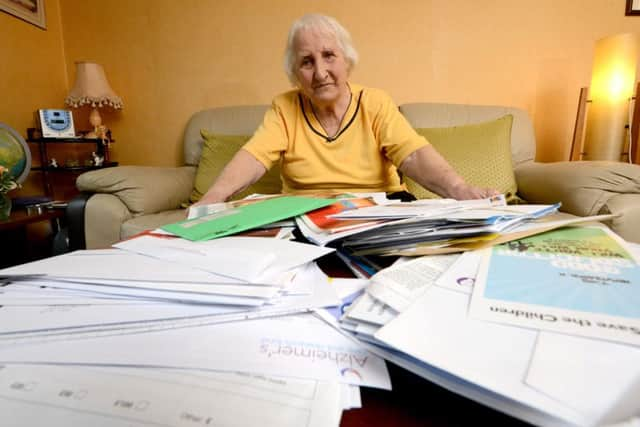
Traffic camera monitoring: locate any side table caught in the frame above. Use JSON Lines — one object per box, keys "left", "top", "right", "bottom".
{"left": 0, "top": 208, "right": 66, "bottom": 268}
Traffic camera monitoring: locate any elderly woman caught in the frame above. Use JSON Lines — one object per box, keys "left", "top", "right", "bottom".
{"left": 198, "top": 14, "right": 495, "bottom": 204}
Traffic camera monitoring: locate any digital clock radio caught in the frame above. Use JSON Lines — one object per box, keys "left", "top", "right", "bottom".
{"left": 37, "top": 109, "right": 76, "bottom": 138}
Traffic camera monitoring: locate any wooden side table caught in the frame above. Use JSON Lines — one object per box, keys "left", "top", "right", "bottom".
{"left": 0, "top": 208, "right": 66, "bottom": 268}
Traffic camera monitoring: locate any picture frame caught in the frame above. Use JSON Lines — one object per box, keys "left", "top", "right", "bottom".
{"left": 0, "top": 0, "right": 46, "bottom": 29}
{"left": 626, "top": 0, "right": 640, "bottom": 15}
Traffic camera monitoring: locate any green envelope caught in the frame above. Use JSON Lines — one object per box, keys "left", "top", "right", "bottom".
{"left": 162, "top": 196, "right": 336, "bottom": 241}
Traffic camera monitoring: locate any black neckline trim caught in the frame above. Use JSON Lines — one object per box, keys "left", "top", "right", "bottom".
{"left": 299, "top": 90, "right": 363, "bottom": 143}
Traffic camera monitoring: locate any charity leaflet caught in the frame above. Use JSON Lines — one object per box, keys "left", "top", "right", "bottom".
{"left": 469, "top": 226, "right": 640, "bottom": 346}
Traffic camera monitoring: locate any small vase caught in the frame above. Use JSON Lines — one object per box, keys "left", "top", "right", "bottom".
{"left": 0, "top": 193, "right": 11, "bottom": 221}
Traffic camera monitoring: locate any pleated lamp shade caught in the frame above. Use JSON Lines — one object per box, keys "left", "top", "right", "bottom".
{"left": 65, "top": 61, "right": 123, "bottom": 109}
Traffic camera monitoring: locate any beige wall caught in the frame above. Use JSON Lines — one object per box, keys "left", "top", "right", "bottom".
{"left": 3, "top": 0, "right": 639, "bottom": 177}
{"left": 0, "top": 0, "right": 68, "bottom": 194}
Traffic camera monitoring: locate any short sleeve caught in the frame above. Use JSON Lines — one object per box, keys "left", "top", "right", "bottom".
{"left": 242, "top": 100, "right": 289, "bottom": 170}
{"left": 368, "top": 89, "right": 429, "bottom": 166}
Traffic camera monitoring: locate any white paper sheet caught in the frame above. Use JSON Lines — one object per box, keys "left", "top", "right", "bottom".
{"left": 367, "top": 254, "right": 459, "bottom": 311}
{"left": 277, "top": 262, "right": 320, "bottom": 296}
{"left": 0, "top": 271, "right": 341, "bottom": 344}
{"left": 374, "top": 286, "right": 588, "bottom": 426}
{"left": 0, "top": 249, "right": 244, "bottom": 284}
{"left": 0, "top": 313, "right": 390, "bottom": 389}
{"left": 434, "top": 250, "right": 483, "bottom": 294}
{"left": 0, "top": 298, "right": 239, "bottom": 336}
{"left": 329, "top": 277, "right": 369, "bottom": 300}
{"left": 114, "top": 235, "right": 334, "bottom": 282}
{"left": 342, "top": 292, "right": 398, "bottom": 326}
{"left": 55, "top": 277, "right": 283, "bottom": 298}
{"left": 12, "top": 279, "right": 269, "bottom": 306}
{"left": 0, "top": 282, "right": 150, "bottom": 306}
{"left": 329, "top": 195, "right": 507, "bottom": 219}
{"left": 526, "top": 332, "right": 640, "bottom": 425}
{"left": 0, "top": 364, "right": 343, "bottom": 427}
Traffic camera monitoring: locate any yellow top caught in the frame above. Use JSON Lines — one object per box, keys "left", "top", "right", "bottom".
{"left": 242, "top": 83, "right": 429, "bottom": 194}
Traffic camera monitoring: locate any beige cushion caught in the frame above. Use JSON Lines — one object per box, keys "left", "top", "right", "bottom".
{"left": 405, "top": 115, "right": 517, "bottom": 201}
{"left": 190, "top": 130, "right": 283, "bottom": 203}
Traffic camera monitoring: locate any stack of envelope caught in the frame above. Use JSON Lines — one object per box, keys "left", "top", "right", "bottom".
{"left": 0, "top": 233, "right": 392, "bottom": 427}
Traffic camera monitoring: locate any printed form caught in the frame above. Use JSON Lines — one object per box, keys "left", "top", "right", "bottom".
{"left": 0, "top": 364, "right": 345, "bottom": 427}
{"left": 0, "top": 313, "right": 390, "bottom": 389}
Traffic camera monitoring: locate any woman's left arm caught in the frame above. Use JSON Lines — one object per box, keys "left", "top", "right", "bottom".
{"left": 399, "top": 145, "right": 498, "bottom": 200}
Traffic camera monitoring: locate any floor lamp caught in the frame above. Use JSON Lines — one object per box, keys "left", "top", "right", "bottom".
{"left": 631, "top": 81, "right": 640, "bottom": 163}
{"left": 570, "top": 33, "right": 639, "bottom": 163}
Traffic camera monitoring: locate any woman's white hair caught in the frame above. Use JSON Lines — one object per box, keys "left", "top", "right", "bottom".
{"left": 283, "top": 14, "right": 359, "bottom": 86}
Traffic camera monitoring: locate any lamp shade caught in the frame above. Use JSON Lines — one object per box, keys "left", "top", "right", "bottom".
{"left": 64, "top": 61, "right": 123, "bottom": 109}
{"left": 583, "top": 33, "right": 639, "bottom": 161}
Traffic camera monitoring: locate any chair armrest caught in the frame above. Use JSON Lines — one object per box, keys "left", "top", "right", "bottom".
{"left": 76, "top": 165, "right": 196, "bottom": 215}
{"left": 515, "top": 161, "right": 640, "bottom": 216}
{"left": 84, "top": 193, "right": 134, "bottom": 249}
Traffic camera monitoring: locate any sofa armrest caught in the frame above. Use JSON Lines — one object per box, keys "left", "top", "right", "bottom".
{"left": 84, "top": 193, "right": 134, "bottom": 248}
{"left": 514, "top": 161, "right": 640, "bottom": 216}
{"left": 76, "top": 165, "right": 196, "bottom": 215}
{"left": 602, "top": 193, "right": 640, "bottom": 243}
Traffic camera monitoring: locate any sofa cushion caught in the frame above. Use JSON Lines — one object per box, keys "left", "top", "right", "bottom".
{"left": 190, "top": 130, "right": 283, "bottom": 203}
{"left": 405, "top": 115, "right": 517, "bottom": 201}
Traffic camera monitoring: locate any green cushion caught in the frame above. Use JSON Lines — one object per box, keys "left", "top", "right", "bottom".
{"left": 406, "top": 115, "right": 517, "bottom": 201}
{"left": 190, "top": 130, "right": 282, "bottom": 203}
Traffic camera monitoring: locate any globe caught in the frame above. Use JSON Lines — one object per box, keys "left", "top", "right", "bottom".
{"left": 0, "top": 123, "right": 31, "bottom": 184}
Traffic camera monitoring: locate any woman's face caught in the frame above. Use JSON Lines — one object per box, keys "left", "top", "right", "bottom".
{"left": 293, "top": 28, "right": 350, "bottom": 108}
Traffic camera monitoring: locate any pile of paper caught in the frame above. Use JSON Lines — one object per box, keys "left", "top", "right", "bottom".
{"left": 1, "top": 193, "right": 635, "bottom": 427}
{"left": 335, "top": 226, "right": 640, "bottom": 427}
{"left": 0, "top": 233, "right": 391, "bottom": 427}
{"left": 334, "top": 202, "right": 562, "bottom": 255}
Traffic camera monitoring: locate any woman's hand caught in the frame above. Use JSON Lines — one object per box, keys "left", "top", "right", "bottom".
{"left": 447, "top": 182, "right": 500, "bottom": 200}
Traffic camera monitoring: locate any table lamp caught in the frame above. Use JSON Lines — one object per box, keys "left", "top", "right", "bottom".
{"left": 64, "top": 61, "right": 123, "bottom": 139}
{"left": 570, "top": 33, "right": 640, "bottom": 162}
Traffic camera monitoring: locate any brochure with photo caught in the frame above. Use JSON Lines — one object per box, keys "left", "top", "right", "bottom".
{"left": 469, "top": 226, "right": 640, "bottom": 346}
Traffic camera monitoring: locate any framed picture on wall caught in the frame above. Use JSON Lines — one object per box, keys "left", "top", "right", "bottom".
{"left": 0, "top": 0, "right": 46, "bottom": 29}
{"left": 626, "top": 0, "right": 640, "bottom": 15}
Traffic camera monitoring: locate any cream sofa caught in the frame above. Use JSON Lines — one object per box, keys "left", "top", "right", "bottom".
{"left": 69, "top": 103, "right": 640, "bottom": 249}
